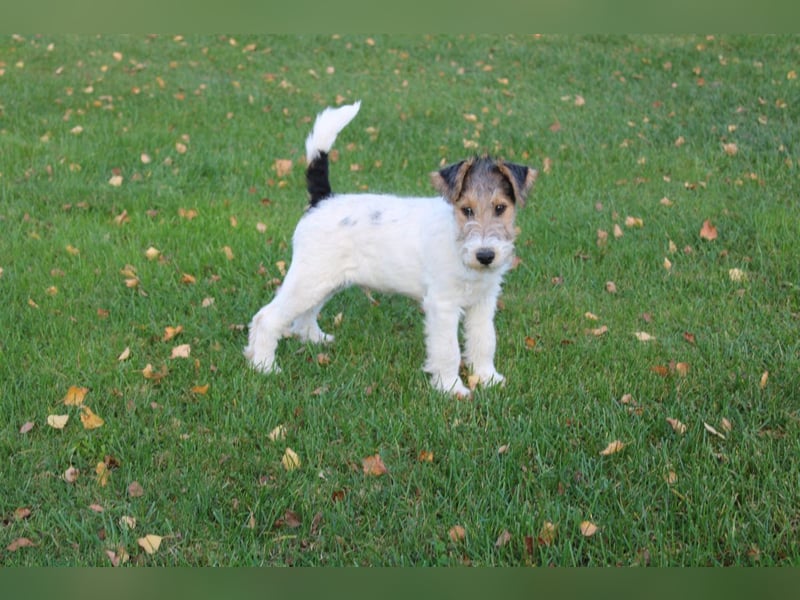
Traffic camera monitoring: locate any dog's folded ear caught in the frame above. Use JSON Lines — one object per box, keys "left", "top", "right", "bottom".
{"left": 430, "top": 159, "right": 474, "bottom": 203}
{"left": 496, "top": 162, "right": 538, "bottom": 207}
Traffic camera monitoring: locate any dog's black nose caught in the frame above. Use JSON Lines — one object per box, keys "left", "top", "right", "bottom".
{"left": 476, "top": 248, "right": 495, "bottom": 266}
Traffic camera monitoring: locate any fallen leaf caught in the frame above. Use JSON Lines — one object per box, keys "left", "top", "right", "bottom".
{"left": 683, "top": 332, "right": 696, "bottom": 345}
{"left": 580, "top": 521, "right": 599, "bottom": 537}
{"left": 274, "top": 159, "right": 293, "bottom": 177}
{"left": 142, "top": 363, "right": 168, "bottom": 381}
{"left": 449, "top": 525, "right": 466, "bottom": 543}
{"left": 282, "top": 447, "right": 301, "bottom": 471}
{"left": 728, "top": 268, "right": 747, "bottom": 282}
{"left": 108, "top": 174, "right": 123, "bottom": 187}
{"left": 105, "top": 547, "right": 130, "bottom": 567}
{"left": 178, "top": 208, "right": 198, "bottom": 220}
{"left": 222, "top": 246, "right": 234, "bottom": 261}
{"left": 119, "top": 516, "right": 137, "bottom": 530}
{"left": 584, "top": 312, "right": 599, "bottom": 321}
{"left": 497, "top": 444, "right": 510, "bottom": 455}
{"left": 47, "top": 414, "right": 69, "bottom": 429}
{"left": 538, "top": 521, "right": 557, "bottom": 546}
{"left": 721, "top": 417, "right": 733, "bottom": 432}
{"left": 63, "top": 385, "right": 88, "bottom": 406}
{"left": 63, "top": 466, "right": 79, "bottom": 483}
{"left": 586, "top": 325, "right": 608, "bottom": 337}
{"left": 89, "top": 503, "right": 104, "bottom": 513}
{"left": 20, "top": 421, "right": 35, "bottom": 434}
{"left": 80, "top": 406, "right": 105, "bottom": 430}
{"left": 495, "top": 529, "right": 512, "bottom": 548}
{"left": 268, "top": 425, "right": 287, "bottom": 442}
{"left": 276, "top": 509, "right": 302, "bottom": 529}
{"left": 181, "top": 273, "right": 196, "bottom": 284}
{"left": 128, "top": 481, "right": 144, "bottom": 498}
{"left": 704, "top": 422, "right": 726, "bottom": 440}
{"left": 118, "top": 347, "right": 131, "bottom": 361}
{"left": 145, "top": 247, "right": 160, "bottom": 261}
{"left": 170, "top": 344, "right": 191, "bottom": 359}
{"left": 418, "top": 450, "right": 434, "bottom": 463}
{"left": 96, "top": 462, "right": 110, "bottom": 486}
{"left": 634, "top": 331, "right": 656, "bottom": 342}
{"left": 722, "top": 142, "right": 738, "bottom": 156}
{"left": 7, "top": 537, "right": 36, "bottom": 552}
{"left": 15, "top": 507, "right": 32, "bottom": 520}
{"left": 625, "top": 216, "right": 644, "bottom": 228}
{"left": 362, "top": 453, "right": 387, "bottom": 476}
{"left": 663, "top": 257, "right": 673, "bottom": 271}
{"left": 162, "top": 325, "right": 183, "bottom": 341}
{"left": 137, "top": 534, "right": 162, "bottom": 555}
{"left": 699, "top": 219, "right": 718, "bottom": 241}
{"left": 605, "top": 281, "right": 617, "bottom": 294}
{"left": 664, "top": 471, "right": 678, "bottom": 485}
{"left": 675, "top": 362, "right": 690, "bottom": 376}
{"left": 651, "top": 365, "right": 670, "bottom": 377}
{"left": 191, "top": 384, "right": 209, "bottom": 395}
{"left": 599, "top": 440, "right": 625, "bottom": 456}
{"left": 760, "top": 371, "right": 769, "bottom": 389}
{"left": 666, "top": 417, "right": 687, "bottom": 435}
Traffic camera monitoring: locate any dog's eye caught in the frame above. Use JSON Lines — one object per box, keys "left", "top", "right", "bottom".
{"left": 494, "top": 204, "right": 507, "bottom": 216}
{"left": 461, "top": 206, "right": 474, "bottom": 218}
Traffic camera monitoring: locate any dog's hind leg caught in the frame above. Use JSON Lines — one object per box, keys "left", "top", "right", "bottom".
{"left": 244, "top": 267, "right": 338, "bottom": 373}
{"left": 289, "top": 302, "right": 335, "bottom": 344}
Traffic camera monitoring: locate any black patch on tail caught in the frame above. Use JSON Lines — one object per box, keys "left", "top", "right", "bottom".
{"left": 306, "top": 151, "right": 332, "bottom": 207}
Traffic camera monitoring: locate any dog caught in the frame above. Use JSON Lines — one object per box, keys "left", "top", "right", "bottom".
{"left": 244, "top": 101, "right": 537, "bottom": 396}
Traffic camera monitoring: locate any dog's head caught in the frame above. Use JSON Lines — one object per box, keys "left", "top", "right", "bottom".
{"left": 431, "top": 156, "right": 537, "bottom": 271}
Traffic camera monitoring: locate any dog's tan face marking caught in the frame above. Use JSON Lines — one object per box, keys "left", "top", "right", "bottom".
{"left": 431, "top": 157, "right": 537, "bottom": 270}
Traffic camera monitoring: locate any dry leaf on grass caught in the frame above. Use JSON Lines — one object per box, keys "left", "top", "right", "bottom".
{"left": 47, "top": 414, "right": 69, "bottom": 429}
{"left": 63, "top": 385, "right": 88, "bottom": 406}
{"left": 704, "top": 422, "right": 726, "bottom": 440}
{"left": 666, "top": 417, "right": 687, "bottom": 435}
{"left": 137, "top": 534, "right": 162, "bottom": 555}
{"left": 170, "top": 344, "right": 191, "bottom": 359}
{"left": 362, "top": 453, "right": 387, "bottom": 476}
{"left": 128, "top": 481, "right": 144, "bottom": 498}
{"left": 268, "top": 424, "right": 287, "bottom": 442}
{"left": 599, "top": 440, "right": 625, "bottom": 456}
{"left": 495, "top": 529, "right": 512, "bottom": 548}
{"left": 700, "top": 219, "right": 718, "bottom": 241}
{"left": 80, "top": 406, "right": 104, "bottom": 430}
{"left": 282, "top": 447, "right": 301, "bottom": 471}
{"left": 448, "top": 525, "right": 466, "bottom": 543}
{"left": 63, "top": 466, "right": 79, "bottom": 483}
{"left": 20, "top": 421, "right": 35, "bottom": 434}
{"left": 634, "top": 331, "right": 656, "bottom": 342}
{"left": 580, "top": 521, "right": 599, "bottom": 537}
{"left": 162, "top": 325, "right": 183, "bottom": 341}
{"left": 7, "top": 537, "right": 36, "bottom": 552}
{"left": 538, "top": 521, "right": 557, "bottom": 546}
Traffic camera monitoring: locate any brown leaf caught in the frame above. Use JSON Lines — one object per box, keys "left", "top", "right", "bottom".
{"left": 449, "top": 525, "right": 466, "bottom": 543}
{"left": 699, "top": 219, "right": 718, "bottom": 241}
{"left": 162, "top": 325, "right": 183, "bottom": 341}
{"left": 585, "top": 325, "right": 608, "bottom": 337}
{"left": 19, "top": 421, "right": 35, "bottom": 434}
{"left": 275, "top": 509, "right": 302, "bottom": 529}
{"left": 538, "top": 521, "right": 557, "bottom": 546}
{"left": 418, "top": 450, "right": 434, "bottom": 463}
{"left": 63, "top": 465, "right": 79, "bottom": 483}
{"left": 274, "top": 159, "right": 293, "bottom": 177}
{"left": 605, "top": 281, "right": 617, "bottom": 294}
{"left": 683, "top": 331, "right": 696, "bottom": 345}
{"left": 170, "top": 344, "right": 191, "bottom": 359}
{"left": 760, "top": 371, "right": 769, "bottom": 389}
{"left": 128, "top": 481, "right": 144, "bottom": 498}
{"left": 7, "top": 537, "right": 36, "bottom": 552}
{"left": 96, "top": 462, "right": 110, "bottom": 487}
{"left": 362, "top": 453, "right": 388, "bottom": 476}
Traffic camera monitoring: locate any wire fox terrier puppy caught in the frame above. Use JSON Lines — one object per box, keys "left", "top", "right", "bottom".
{"left": 244, "top": 101, "right": 537, "bottom": 396}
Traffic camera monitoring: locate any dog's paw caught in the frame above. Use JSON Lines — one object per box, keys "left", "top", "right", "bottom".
{"left": 474, "top": 369, "right": 506, "bottom": 388}
{"left": 244, "top": 348, "right": 281, "bottom": 374}
{"left": 431, "top": 375, "right": 472, "bottom": 398}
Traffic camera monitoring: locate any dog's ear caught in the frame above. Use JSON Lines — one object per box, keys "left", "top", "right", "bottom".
{"left": 496, "top": 162, "right": 538, "bottom": 207}
{"left": 430, "top": 159, "right": 473, "bottom": 202}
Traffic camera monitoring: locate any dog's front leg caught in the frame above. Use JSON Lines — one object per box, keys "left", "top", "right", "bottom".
{"left": 463, "top": 297, "right": 505, "bottom": 387}
{"left": 422, "top": 296, "right": 470, "bottom": 397}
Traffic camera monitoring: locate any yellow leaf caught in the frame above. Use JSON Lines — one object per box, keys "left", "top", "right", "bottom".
{"left": 580, "top": 521, "right": 599, "bottom": 537}
{"left": 137, "top": 534, "right": 162, "bottom": 555}
{"left": 599, "top": 440, "right": 625, "bottom": 456}
{"left": 268, "top": 425, "right": 287, "bottom": 442}
{"left": 274, "top": 159, "right": 293, "bottom": 177}
{"left": 586, "top": 325, "right": 608, "bottom": 337}
{"left": 759, "top": 371, "right": 769, "bottom": 389}
{"left": 80, "top": 406, "right": 105, "bottom": 430}
{"left": 634, "top": 331, "right": 655, "bottom": 342}
{"left": 118, "top": 347, "right": 131, "bottom": 361}
{"left": 96, "top": 462, "right": 110, "bottom": 487}
{"left": 191, "top": 384, "right": 209, "bottom": 395}
{"left": 109, "top": 175, "right": 123, "bottom": 187}
{"left": 281, "top": 447, "right": 301, "bottom": 471}
{"left": 63, "top": 385, "right": 88, "bottom": 406}
{"left": 728, "top": 268, "right": 747, "bottom": 282}
{"left": 47, "top": 414, "right": 69, "bottom": 429}
{"left": 538, "top": 521, "right": 557, "bottom": 546}
{"left": 222, "top": 246, "right": 234, "bottom": 261}
{"left": 145, "top": 247, "right": 160, "bottom": 261}
{"left": 624, "top": 216, "right": 643, "bottom": 228}
{"left": 65, "top": 244, "right": 80, "bottom": 256}
{"left": 142, "top": 363, "right": 168, "bottom": 381}
{"left": 418, "top": 450, "right": 434, "bottom": 463}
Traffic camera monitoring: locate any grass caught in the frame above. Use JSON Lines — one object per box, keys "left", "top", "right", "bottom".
{"left": 1, "top": 33, "right": 799, "bottom": 566}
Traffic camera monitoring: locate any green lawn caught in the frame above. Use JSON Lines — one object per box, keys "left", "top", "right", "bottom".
{"left": 1, "top": 33, "right": 799, "bottom": 566}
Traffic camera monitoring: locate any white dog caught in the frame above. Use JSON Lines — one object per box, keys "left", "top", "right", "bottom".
{"left": 244, "top": 101, "right": 536, "bottom": 396}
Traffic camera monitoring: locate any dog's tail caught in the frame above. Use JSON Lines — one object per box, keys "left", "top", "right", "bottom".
{"left": 305, "top": 101, "right": 361, "bottom": 207}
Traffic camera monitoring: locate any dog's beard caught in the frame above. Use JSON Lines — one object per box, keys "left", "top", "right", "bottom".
{"left": 459, "top": 231, "right": 515, "bottom": 271}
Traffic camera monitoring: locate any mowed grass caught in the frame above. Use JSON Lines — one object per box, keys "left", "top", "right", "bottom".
{"left": 1, "top": 34, "right": 799, "bottom": 566}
